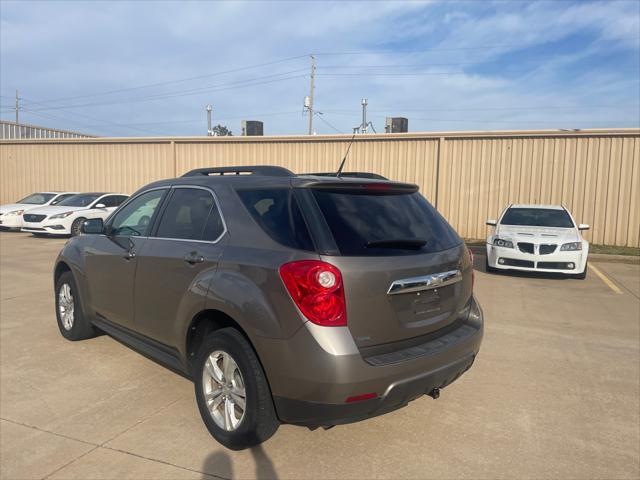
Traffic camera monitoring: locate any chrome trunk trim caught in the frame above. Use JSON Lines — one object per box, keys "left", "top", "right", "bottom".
{"left": 387, "top": 269, "right": 462, "bottom": 295}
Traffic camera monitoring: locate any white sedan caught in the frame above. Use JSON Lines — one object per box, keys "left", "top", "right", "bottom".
{"left": 21, "top": 192, "right": 128, "bottom": 237}
{"left": 486, "top": 204, "right": 590, "bottom": 279}
{"left": 0, "top": 192, "right": 78, "bottom": 230}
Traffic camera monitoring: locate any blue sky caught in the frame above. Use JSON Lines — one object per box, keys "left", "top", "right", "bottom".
{"left": 1, "top": 0, "right": 639, "bottom": 137}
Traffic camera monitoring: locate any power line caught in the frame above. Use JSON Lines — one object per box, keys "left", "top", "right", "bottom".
{"left": 21, "top": 97, "right": 159, "bottom": 135}
{"left": 317, "top": 70, "right": 527, "bottom": 77}
{"left": 315, "top": 113, "right": 344, "bottom": 134}
{"left": 23, "top": 71, "right": 308, "bottom": 111}
{"left": 322, "top": 104, "right": 640, "bottom": 113}
{"left": 25, "top": 54, "right": 309, "bottom": 106}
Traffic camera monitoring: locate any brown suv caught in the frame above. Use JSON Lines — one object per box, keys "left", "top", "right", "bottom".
{"left": 53, "top": 166, "right": 483, "bottom": 450}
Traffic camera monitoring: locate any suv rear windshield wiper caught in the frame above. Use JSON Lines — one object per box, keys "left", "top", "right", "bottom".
{"left": 365, "top": 239, "right": 427, "bottom": 249}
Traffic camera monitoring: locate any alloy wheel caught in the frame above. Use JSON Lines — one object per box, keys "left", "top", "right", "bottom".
{"left": 58, "top": 283, "right": 75, "bottom": 331}
{"left": 202, "top": 350, "right": 246, "bottom": 431}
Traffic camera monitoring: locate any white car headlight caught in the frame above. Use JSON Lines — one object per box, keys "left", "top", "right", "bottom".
{"left": 493, "top": 237, "right": 514, "bottom": 248}
{"left": 49, "top": 211, "right": 75, "bottom": 220}
{"left": 560, "top": 242, "right": 582, "bottom": 251}
{"left": 4, "top": 209, "right": 24, "bottom": 216}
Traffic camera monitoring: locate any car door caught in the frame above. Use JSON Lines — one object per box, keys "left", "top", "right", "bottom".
{"left": 85, "top": 188, "right": 168, "bottom": 330}
{"left": 133, "top": 186, "right": 227, "bottom": 346}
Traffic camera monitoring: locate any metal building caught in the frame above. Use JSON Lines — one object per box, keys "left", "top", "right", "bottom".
{"left": 0, "top": 120, "right": 95, "bottom": 140}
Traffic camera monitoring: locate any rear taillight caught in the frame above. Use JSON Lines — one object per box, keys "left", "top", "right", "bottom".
{"left": 279, "top": 260, "right": 347, "bottom": 327}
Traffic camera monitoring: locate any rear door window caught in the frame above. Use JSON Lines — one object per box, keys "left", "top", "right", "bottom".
{"left": 236, "top": 188, "right": 314, "bottom": 251}
{"left": 312, "top": 190, "right": 461, "bottom": 256}
{"left": 155, "top": 188, "right": 214, "bottom": 240}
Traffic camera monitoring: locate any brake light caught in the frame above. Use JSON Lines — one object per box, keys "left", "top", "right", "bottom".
{"left": 279, "top": 260, "right": 347, "bottom": 327}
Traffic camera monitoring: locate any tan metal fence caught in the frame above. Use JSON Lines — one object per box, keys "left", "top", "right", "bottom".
{"left": 1, "top": 129, "right": 638, "bottom": 247}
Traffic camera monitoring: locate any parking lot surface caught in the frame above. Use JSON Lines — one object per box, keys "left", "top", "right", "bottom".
{"left": 1, "top": 232, "right": 639, "bottom": 479}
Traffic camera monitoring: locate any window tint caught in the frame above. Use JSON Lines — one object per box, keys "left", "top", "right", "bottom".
{"left": 110, "top": 189, "right": 165, "bottom": 237}
{"left": 203, "top": 202, "right": 225, "bottom": 241}
{"left": 155, "top": 188, "right": 214, "bottom": 240}
{"left": 236, "top": 189, "right": 314, "bottom": 251}
{"left": 50, "top": 194, "right": 76, "bottom": 206}
{"left": 17, "top": 193, "right": 56, "bottom": 205}
{"left": 100, "top": 195, "right": 128, "bottom": 208}
{"left": 58, "top": 193, "right": 104, "bottom": 207}
{"left": 312, "top": 190, "right": 461, "bottom": 256}
{"left": 501, "top": 208, "right": 574, "bottom": 228}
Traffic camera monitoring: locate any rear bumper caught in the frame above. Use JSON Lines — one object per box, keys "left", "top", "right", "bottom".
{"left": 274, "top": 353, "right": 475, "bottom": 427}
{"left": 260, "top": 296, "right": 483, "bottom": 427}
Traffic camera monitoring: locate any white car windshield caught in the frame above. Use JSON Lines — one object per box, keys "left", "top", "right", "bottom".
{"left": 501, "top": 208, "right": 574, "bottom": 228}
{"left": 17, "top": 193, "right": 56, "bottom": 205}
{"left": 57, "top": 193, "right": 103, "bottom": 207}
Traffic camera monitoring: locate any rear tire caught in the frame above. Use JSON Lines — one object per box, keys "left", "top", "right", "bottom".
{"left": 55, "top": 271, "right": 97, "bottom": 341}
{"left": 194, "top": 327, "right": 279, "bottom": 450}
{"left": 70, "top": 217, "right": 86, "bottom": 237}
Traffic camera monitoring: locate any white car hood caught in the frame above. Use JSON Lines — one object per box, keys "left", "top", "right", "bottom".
{"left": 0, "top": 203, "right": 45, "bottom": 214}
{"left": 23, "top": 205, "right": 88, "bottom": 217}
{"left": 496, "top": 225, "right": 579, "bottom": 243}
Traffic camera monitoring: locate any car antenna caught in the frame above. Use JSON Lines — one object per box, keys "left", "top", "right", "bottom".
{"left": 336, "top": 133, "right": 357, "bottom": 177}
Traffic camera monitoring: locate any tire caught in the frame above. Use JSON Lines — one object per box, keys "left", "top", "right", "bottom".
{"left": 485, "top": 256, "right": 498, "bottom": 274}
{"left": 194, "top": 327, "right": 279, "bottom": 450}
{"left": 55, "top": 271, "right": 97, "bottom": 341}
{"left": 70, "top": 217, "right": 86, "bottom": 237}
{"left": 573, "top": 262, "right": 587, "bottom": 280}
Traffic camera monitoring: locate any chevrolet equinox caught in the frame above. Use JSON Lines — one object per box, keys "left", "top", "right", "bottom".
{"left": 53, "top": 166, "right": 484, "bottom": 450}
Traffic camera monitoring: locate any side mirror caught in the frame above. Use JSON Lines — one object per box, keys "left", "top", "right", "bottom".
{"left": 94, "top": 203, "right": 106, "bottom": 209}
{"left": 486, "top": 219, "right": 497, "bottom": 226}
{"left": 578, "top": 224, "right": 590, "bottom": 231}
{"left": 82, "top": 218, "right": 104, "bottom": 235}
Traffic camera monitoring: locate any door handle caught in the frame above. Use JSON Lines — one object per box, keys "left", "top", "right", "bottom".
{"left": 123, "top": 251, "right": 136, "bottom": 260}
{"left": 184, "top": 252, "right": 204, "bottom": 265}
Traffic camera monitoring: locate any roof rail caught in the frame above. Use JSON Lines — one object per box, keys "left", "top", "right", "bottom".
{"left": 304, "top": 172, "right": 388, "bottom": 180}
{"left": 181, "top": 166, "right": 294, "bottom": 177}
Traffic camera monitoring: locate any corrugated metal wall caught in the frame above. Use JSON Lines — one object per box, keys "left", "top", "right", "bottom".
{"left": 0, "top": 121, "right": 95, "bottom": 139}
{"left": 1, "top": 129, "right": 638, "bottom": 247}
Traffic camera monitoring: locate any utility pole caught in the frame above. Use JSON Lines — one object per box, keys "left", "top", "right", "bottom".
{"left": 307, "top": 55, "right": 316, "bottom": 135}
{"left": 15, "top": 90, "right": 20, "bottom": 125}
{"left": 361, "top": 98, "right": 368, "bottom": 134}
{"left": 206, "top": 105, "right": 212, "bottom": 136}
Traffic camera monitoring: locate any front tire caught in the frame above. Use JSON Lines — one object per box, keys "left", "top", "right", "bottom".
{"left": 573, "top": 262, "right": 588, "bottom": 280}
{"left": 70, "top": 217, "right": 86, "bottom": 237}
{"left": 485, "top": 256, "right": 498, "bottom": 273}
{"left": 194, "top": 328, "right": 279, "bottom": 450}
{"left": 55, "top": 271, "right": 97, "bottom": 340}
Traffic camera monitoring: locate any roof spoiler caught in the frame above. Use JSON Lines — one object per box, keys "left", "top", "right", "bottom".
{"left": 307, "top": 181, "right": 418, "bottom": 194}
{"left": 182, "top": 166, "right": 294, "bottom": 177}
{"left": 304, "top": 172, "right": 388, "bottom": 180}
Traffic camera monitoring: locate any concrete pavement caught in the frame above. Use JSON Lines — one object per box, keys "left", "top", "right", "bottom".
{"left": 1, "top": 232, "right": 639, "bottom": 479}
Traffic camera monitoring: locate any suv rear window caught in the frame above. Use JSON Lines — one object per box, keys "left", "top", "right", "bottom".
{"left": 312, "top": 190, "right": 461, "bottom": 256}
{"left": 237, "top": 189, "right": 314, "bottom": 251}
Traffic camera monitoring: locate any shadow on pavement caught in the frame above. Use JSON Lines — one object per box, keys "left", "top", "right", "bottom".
{"left": 200, "top": 445, "right": 278, "bottom": 480}
{"left": 251, "top": 445, "right": 278, "bottom": 480}
{"left": 201, "top": 451, "right": 233, "bottom": 479}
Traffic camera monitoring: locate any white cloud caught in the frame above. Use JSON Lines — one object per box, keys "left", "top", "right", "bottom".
{"left": 1, "top": 0, "right": 638, "bottom": 136}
